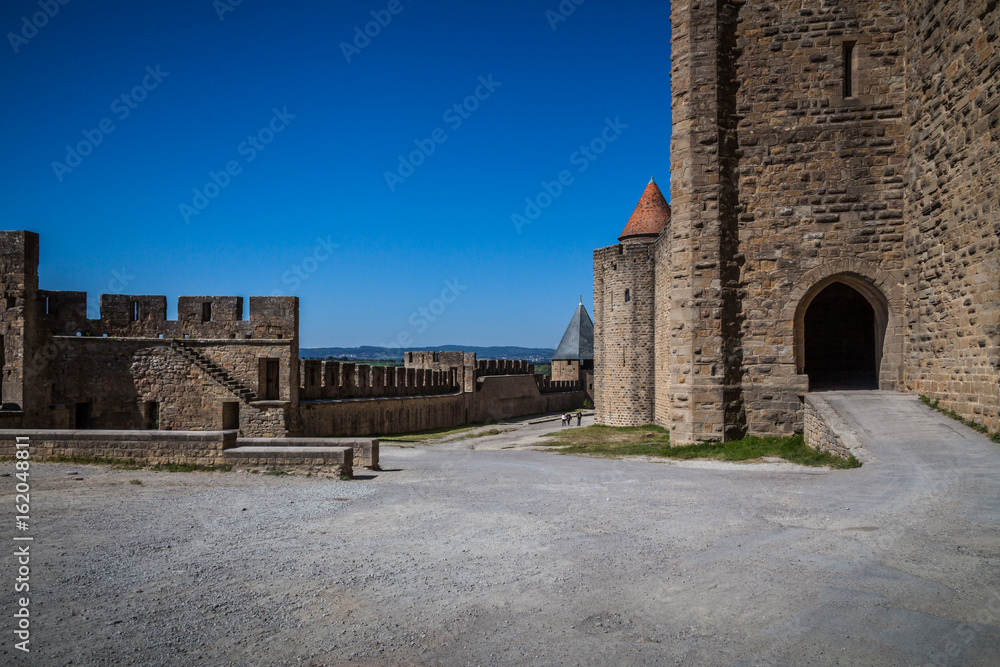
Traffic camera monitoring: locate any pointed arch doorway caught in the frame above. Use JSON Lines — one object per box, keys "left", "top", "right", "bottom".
{"left": 800, "top": 280, "right": 886, "bottom": 391}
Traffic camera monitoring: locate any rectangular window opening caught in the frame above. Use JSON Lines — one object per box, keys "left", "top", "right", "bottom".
{"left": 45, "top": 296, "right": 50, "bottom": 315}
{"left": 132, "top": 301, "right": 140, "bottom": 322}
{"left": 843, "top": 40, "right": 857, "bottom": 98}
{"left": 144, "top": 401, "right": 159, "bottom": 430}
{"left": 75, "top": 402, "right": 92, "bottom": 429}
{"left": 202, "top": 302, "right": 212, "bottom": 323}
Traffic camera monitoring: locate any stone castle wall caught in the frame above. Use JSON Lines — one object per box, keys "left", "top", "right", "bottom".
{"left": 0, "top": 230, "right": 300, "bottom": 438}
{"left": 652, "top": 234, "right": 672, "bottom": 426}
{"left": 42, "top": 338, "right": 295, "bottom": 436}
{"left": 595, "top": 0, "right": 998, "bottom": 442}
{"left": 300, "top": 374, "right": 585, "bottom": 437}
{"left": 733, "top": 0, "right": 908, "bottom": 436}
{"left": 551, "top": 359, "right": 579, "bottom": 382}
{"left": 902, "top": 0, "right": 1000, "bottom": 432}
{"left": 405, "top": 350, "right": 479, "bottom": 392}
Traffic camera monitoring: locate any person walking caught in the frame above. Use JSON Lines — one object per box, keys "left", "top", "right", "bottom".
{"left": 576, "top": 411, "right": 582, "bottom": 426}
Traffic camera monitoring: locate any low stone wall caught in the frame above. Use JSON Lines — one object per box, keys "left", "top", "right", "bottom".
{"left": 0, "top": 429, "right": 234, "bottom": 466}
{"left": 803, "top": 395, "right": 860, "bottom": 460}
{"left": 238, "top": 437, "right": 378, "bottom": 469}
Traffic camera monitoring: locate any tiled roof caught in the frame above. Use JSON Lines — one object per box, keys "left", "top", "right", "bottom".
{"left": 618, "top": 177, "right": 671, "bottom": 241}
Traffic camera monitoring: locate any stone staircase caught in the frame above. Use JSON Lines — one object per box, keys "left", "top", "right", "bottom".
{"left": 169, "top": 340, "right": 257, "bottom": 402}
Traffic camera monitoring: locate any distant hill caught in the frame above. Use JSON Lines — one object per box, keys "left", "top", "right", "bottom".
{"left": 300, "top": 345, "right": 556, "bottom": 363}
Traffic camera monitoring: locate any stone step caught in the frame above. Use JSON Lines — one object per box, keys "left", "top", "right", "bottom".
{"left": 170, "top": 342, "right": 255, "bottom": 402}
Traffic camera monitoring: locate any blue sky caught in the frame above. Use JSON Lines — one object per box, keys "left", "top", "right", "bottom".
{"left": 2, "top": 0, "right": 671, "bottom": 348}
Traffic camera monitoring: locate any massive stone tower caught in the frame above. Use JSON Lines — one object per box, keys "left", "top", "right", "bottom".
{"left": 594, "top": 0, "right": 1000, "bottom": 443}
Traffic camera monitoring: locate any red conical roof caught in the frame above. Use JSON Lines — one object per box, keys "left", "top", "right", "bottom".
{"left": 618, "top": 177, "right": 671, "bottom": 241}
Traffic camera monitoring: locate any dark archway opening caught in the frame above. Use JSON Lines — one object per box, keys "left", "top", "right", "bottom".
{"left": 804, "top": 282, "right": 878, "bottom": 390}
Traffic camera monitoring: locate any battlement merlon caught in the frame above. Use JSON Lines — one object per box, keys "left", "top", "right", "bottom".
{"left": 34, "top": 294, "right": 300, "bottom": 340}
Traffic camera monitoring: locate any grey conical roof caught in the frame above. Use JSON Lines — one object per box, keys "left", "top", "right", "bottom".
{"left": 552, "top": 300, "right": 594, "bottom": 361}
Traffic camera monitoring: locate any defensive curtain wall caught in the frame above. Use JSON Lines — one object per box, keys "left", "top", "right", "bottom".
{"left": 297, "top": 351, "right": 584, "bottom": 437}
{"left": 0, "top": 231, "right": 585, "bottom": 467}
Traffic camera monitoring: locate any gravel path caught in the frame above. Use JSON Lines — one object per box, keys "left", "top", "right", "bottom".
{"left": 2, "top": 392, "right": 999, "bottom": 665}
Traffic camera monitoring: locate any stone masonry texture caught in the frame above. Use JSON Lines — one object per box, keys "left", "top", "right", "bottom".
{"left": 594, "top": 0, "right": 999, "bottom": 443}
{"left": 0, "top": 232, "right": 585, "bottom": 461}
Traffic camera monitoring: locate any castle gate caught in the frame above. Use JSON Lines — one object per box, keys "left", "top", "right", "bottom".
{"left": 803, "top": 282, "right": 881, "bottom": 390}
{"left": 793, "top": 273, "right": 895, "bottom": 392}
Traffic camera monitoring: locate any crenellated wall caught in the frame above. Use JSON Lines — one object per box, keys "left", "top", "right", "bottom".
{"left": 405, "top": 350, "right": 478, "bottom": 392}
{"left": 476, "top": 359, "right": 535, "bottom": 377}
{"left": 299, "top": 374, "right": 585, "bottom": 437}
{"left": 38, "top": 292, "right": 298, "bottom": 342}
{"left": 0, "top": 232, "right": 301, "bottom": 438}
{"left": 300, "top": 360, "right": 459, "bottom": 399}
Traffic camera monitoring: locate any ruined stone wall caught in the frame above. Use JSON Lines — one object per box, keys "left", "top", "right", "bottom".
{"left": 593, "top": 241, "right": 656, "bottom": 426}
{"left": 732, "top": 0, "right": 908, "bottom": 436}
{"left": 902, "top": 0, "right": 1000, "bottom": 432}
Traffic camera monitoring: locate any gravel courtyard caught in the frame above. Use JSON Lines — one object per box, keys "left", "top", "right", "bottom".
{"left": 2, "top": 392, "right": 999, "bottom": 666}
